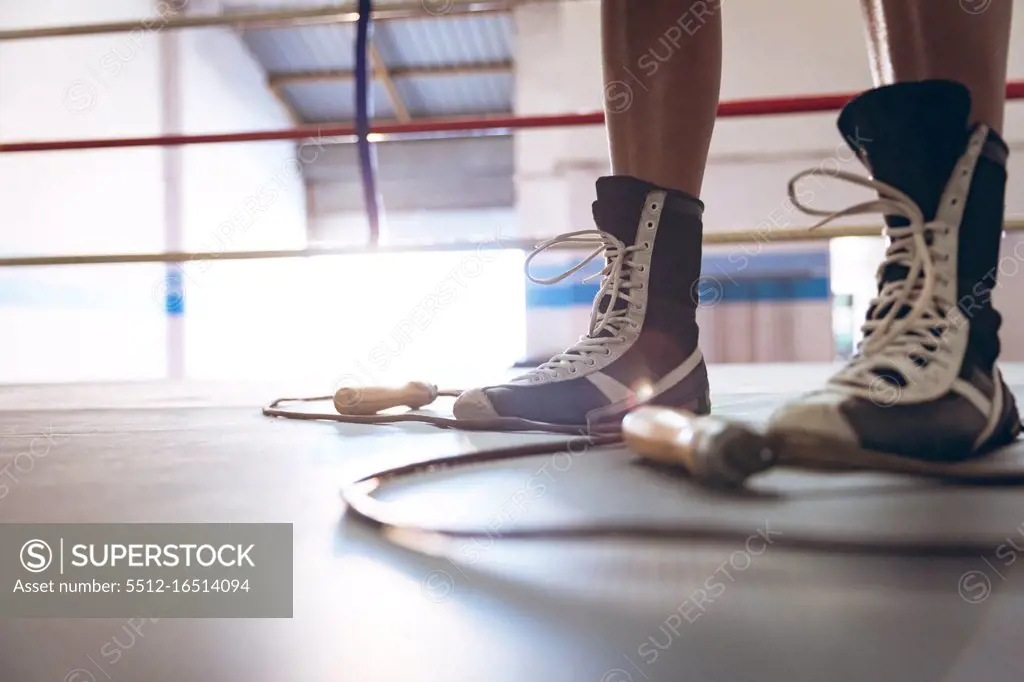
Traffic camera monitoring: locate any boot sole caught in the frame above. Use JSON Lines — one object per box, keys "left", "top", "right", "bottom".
{"left": 771, "top": 430, "right": 1024, "bottom": 482}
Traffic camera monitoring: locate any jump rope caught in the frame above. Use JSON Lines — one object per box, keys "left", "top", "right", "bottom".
{"left": 263, "top": 383, "right": 1024, "bottom": 559}
{"left": 262, "top": 3, "right": 1024, "bottom": 561}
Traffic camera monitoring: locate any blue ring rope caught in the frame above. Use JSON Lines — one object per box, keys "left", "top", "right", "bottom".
{"left": 355, "top": 0, "right": 381, "bottom": 244}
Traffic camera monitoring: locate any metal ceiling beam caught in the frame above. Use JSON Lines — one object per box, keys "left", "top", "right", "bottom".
{"left": 369, "top": 43, "right": 411, "bottom": 123}
{"left": 268, "top": 61, "right": 514, "bottom": 87}
{"left": 266, "top": 82, "right": 304, "bottom": 125}
{"left": 0, "top": 1, "right": 512, "bottom": 41}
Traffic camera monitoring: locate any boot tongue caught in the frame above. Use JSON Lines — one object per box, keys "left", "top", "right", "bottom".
{"left": 838, "top": 80, "right": 971, "bottom": 224}
{"left": 592, "top": 175, "right": 653, "bottom": 244}
{"left": 587, "top": 176, "right": 656, "bottom": 336}
{"left": 837, "top": 81, "right": 971, "bottom": 364}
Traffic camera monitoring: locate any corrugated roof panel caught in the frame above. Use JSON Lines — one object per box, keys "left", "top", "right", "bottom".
{"left": 373, "top": 14, "right": 513, "bottom": 68}
{"left": 302, "top": 136, "right": 514, "bottom": 184}
{"left": 280, "top": 81, "right": 395, "bottom": 122}
{"left": 241, "top": 25, "right": 357, "bottom": 72}
{"left": 311, "top": 174, "right": 515, "bottom": 213}
{"left": 396, "top": 73, "right": 512, "bottom": 117}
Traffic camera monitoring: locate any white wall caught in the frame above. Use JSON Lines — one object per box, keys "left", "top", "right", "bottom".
{"left": 180, "top": 28, "right": 307, "bottom": 253}
{"left": 0, "top": 0, "right": 306, "bottom": 383}
{"left": 176, "top": 10, "right": 309, "bottom": 381}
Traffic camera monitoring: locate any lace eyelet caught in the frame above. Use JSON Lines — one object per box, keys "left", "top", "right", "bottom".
{"left": 586, "top": 358, "right": 597, "bottom": 367}
{"left": 637, "top": 265, "right": 646, "bottom": 272}
{"left": 646, "top": 221, "right": 655, "bottom": 230}
{"left": 568, "top": 367, "right": 578, "bottom": 375}
{"left": 650, "top": 203, "right": 658, "bottom": 211}
{"left": 642, "top": 242, "right": 652, "bottom": 250}
{"left": 603, "top": 348, "right": 612, "bottom": 356}
{"left": 632, "top": 303, "right": 644, "bottom": 311}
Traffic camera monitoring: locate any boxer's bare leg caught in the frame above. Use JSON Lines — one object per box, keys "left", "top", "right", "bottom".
{"left": 603, "top": 0, "right": 722, "bottom": 197}
{"left": 861, "top": 0, "right": 1012, "bottom": 132}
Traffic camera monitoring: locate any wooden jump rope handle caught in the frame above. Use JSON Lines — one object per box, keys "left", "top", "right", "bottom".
{"left": 334, "top": 381, "right": 439, "bottom": 416}
{"left": 622, "top": 406, "right": 777, "bottom": 486}
{"left": 331, "top": 385, "right": 775, "bottom": 485}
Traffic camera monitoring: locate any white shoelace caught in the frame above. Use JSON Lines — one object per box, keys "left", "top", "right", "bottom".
{"left": 519, "top": 229, "right": 648, "bottom": 381}
{"left": 788, "top": 168, "right": 957, "bottom": 393}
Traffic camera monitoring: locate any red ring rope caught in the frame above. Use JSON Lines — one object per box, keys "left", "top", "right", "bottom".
{"left": 2, "top": 82, "right": 1023, "bottom": 154}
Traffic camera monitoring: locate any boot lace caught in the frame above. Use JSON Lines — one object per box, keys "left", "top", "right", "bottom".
{"left": 517, "top": 229, "right": 648, "bottom": 382}
{"left": 788, "top": 168, "right": 957, "bottom": 395}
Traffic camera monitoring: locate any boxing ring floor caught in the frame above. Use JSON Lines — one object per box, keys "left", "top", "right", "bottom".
{"left": 1, "top": 362, "right": 1023, "bottom": 682}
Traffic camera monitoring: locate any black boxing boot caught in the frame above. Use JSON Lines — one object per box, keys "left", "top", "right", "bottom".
{"left": 768, "top": 80, "right": 1020, "bottom": 461}
{"left": 453, "top": 175, "right": 710, "bottom": 431}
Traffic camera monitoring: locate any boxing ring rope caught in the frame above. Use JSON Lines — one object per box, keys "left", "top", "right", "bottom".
{"left": 3, "top": 223, "right": 1024, "bottom": 269}
{"left": 6, "top": 83, "right": 1024, "bottom": 154}
{"left": 0, "top": 1, "right": 511, "bottom": 41}
{"left": 2, "top": 82, "right": 1024, "bottom": 268}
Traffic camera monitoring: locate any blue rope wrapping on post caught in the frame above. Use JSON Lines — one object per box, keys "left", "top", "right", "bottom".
{"left": 355, "top": 0, "right": 381, "bottom": 244}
